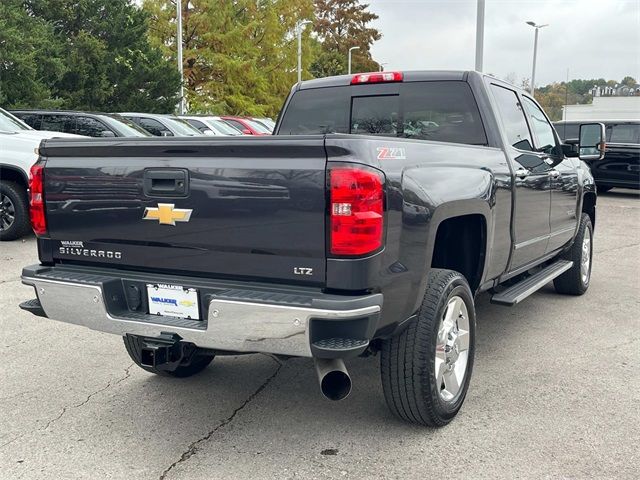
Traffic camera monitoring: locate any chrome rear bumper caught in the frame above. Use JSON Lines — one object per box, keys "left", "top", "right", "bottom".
{"left": 21, "top": 265, "right": 381, "bottom": 358}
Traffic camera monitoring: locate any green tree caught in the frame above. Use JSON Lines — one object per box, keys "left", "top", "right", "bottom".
{"left": 145, "top": 0, "right": 314, "bottom": 116}
{"left": 313, "top": 0, "right": 381, "bottom": 73}
{"left": 2, "top": 0, "right": 179, "bottom": 112}
{"left": 0, "top": 0, "right": 65, "bottom": 107}
{"left": 310, "top": 50, "right": 345, "bottom": 78}
{"left": 621, "top": 76, "right": 637, "bottom": 87}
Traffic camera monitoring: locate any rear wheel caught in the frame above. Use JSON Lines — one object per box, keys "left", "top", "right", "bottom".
{"left": 380, "top": 269, "right": 476, "bottom": 427}
{"left": 0, "top": 181, "right": 30, "bottom": 241}
{"left": 123, "top": 335, "right": 214, "bottom": 377}
{"left": 554, "top": 213, "right": 593, "bottom": 295}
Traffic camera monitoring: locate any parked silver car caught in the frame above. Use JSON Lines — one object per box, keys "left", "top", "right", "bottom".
{"left": 180, "top": 115, "right": 244, "bottom": 136}
{"left": 120, "top": 113, "right": 204, "bottom": 137}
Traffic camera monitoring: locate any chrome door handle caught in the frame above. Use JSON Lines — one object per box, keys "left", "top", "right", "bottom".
{"left": 549, "top": 169, "right": 561, "bottom": 178}
{"left": 515, "top": 168, "right": 530, "bottom": 179}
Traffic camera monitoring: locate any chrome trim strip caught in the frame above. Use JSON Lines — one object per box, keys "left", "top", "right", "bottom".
{"left": 550, "top": 225, "right": 576, "bottom": 238}
{"left": 514, "top": 226, "right": 575, "bottom": 250}
{"left": 23, "top": 277, "right": 380, "bottom": 358}
{"left": 514, "top": 233, "right": 548, "bottom": 250}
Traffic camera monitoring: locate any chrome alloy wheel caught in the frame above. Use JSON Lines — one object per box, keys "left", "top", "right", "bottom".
{"left": 0, "top": 194, "right": 15, "bottom": 232}
{"left": 435, "top": 296, "right": 470, "bottom": 402}
{"left": 581, "top": 227, "right": 592, "bottom": 285}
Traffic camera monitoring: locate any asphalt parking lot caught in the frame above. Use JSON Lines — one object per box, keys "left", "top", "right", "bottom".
{"left": 1, "top": 190, "right": 639, "bottom": 480}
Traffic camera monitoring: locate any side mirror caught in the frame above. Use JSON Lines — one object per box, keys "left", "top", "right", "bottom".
{"left": 578, "top": 123, "right": 606, "bottom": 161}
{"left": 161, "top": 130, "right": 173, "bottom": 137}
{"left": 99, "top": 130, "right": 116, "bottom": 137}
{"left": 241, "top": 128, "right": 252, "bottom": 135}
{"left": 202, "top": 129, "right": 216, "bottom": 136}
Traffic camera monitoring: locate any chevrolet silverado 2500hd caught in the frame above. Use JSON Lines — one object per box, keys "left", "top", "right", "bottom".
{"left": 20, "top": 71, "right": 605, "bottom": 426}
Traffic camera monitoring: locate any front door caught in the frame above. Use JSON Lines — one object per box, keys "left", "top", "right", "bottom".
{"left": 489, "top": 84, "right": 551, "bottom": 271}
{"left": 521, "top": 95, "right": 578, "bottom": 252}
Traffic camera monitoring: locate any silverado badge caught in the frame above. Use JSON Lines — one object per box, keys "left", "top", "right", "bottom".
{"left": 143, "top": 204, "right": 193, "bottom": 226}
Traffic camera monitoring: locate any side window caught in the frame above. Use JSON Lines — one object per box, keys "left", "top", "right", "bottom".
{"left": 489, "top": 84, "right": 533, "bottom": 151}
{"left": 225, "top": 119, "right": 246, "bottom": 132}
{"left": 186, "top": 119, "right": 207, "bottom": 132}
{"left": 75, "top": 116, "right": 111, "bottom": 137}
{"left": 40, "top": 114, "right": 73, "bottom": 133}
{"left": 521, "top": 96, "right": 559, "bottom": 155}
{"left": 138, "top": 117, "right": 167, "bottom": 136}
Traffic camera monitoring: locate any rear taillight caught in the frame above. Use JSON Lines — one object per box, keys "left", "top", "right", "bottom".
{"left": 351, "top": 71, "right": 403, "bottom": 85}
{"left": 29, "top": 163, "right": 47, "bottom": 236}
{"left": 330, "top": 167, "right": 384, "bottom": 256}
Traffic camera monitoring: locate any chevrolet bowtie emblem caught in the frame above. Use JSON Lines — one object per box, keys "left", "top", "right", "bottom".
{"left": 143, "top": 203, "right": 193, "bottom": 226}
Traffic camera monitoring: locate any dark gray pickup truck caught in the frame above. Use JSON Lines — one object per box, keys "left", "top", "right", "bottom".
{"left": 20, "top": 71, "right": 605, "bottom": 427}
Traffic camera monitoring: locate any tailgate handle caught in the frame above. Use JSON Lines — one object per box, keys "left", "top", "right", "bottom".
{"left": 143, "top": 169, "right": 189, "bottom": 197}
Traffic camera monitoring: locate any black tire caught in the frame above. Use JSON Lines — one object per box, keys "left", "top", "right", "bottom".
{"left": 554, "top": 213, "right": 593, "bottom": 295}
{"left": 0, "top": 181, "right": 30, "bottom": 241}
{"left": 380, "top": 269, "right": 476, "bottom": 427}
{"left": 596, "top": 185, "right": 612, "bottom": 194}
{"left": 123, "top": 335, "right": 214, "bottom": 378}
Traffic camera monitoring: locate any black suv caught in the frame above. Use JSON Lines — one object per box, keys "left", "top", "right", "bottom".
{"left": 555, "top": 120, "right": 640, "bottom": 192}
{"left": 10, "top": 110, "right": 151, "bottom": 138}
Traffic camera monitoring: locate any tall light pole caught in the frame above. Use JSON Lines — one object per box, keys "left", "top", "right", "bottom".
{"left": 475, "top": 0, "right": 485, "bottom": 71}
{"left": 378, "top": 62, "right": 387, "bottom": 72}
{"left": 297, "top": 20, "right": 312, "bottom": 84}
{"left": 526, "top": 21, "right": 548, "bottom": 96}
{"left": 348, "top": 46, "right": 360, "bottom": 74}
{"left": 176, "top": 0, "right": 185, "bottom": 114}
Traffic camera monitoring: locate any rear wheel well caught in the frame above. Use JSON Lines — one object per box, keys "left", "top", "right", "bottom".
{"left": 431, "top": 214, "right": 486, "bottom": 292}
{"left": 0, "top": 166, "right": 28, "bottom": 193}
{"left": 582, "top": 191, "right": 596, "bottom": 229}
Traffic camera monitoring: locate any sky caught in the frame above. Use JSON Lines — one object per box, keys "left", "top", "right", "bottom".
{"left": 367, "top": 0, "right": 640, "bottom": 87}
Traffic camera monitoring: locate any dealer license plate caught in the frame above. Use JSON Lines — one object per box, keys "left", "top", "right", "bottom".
{"left": 146, "top": 283, "right": 200, "bottom": 320}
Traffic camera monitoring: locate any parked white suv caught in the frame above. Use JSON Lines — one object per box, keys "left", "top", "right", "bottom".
{"left": 0, "top": 108, "right": 83, "bottom": 240}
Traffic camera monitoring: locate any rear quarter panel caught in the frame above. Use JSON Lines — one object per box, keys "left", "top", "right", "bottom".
{"left": 325, "top": 135, "right": 512, "bottom": 333}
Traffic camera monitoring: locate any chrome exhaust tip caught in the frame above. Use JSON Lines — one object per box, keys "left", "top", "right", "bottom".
{"left": 314, "top": 358, "right": 352, "bottom": 401}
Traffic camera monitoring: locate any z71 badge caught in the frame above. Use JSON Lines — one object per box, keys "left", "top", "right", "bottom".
{"left": 377, "top": 147, "right": 406, "bottom": 160}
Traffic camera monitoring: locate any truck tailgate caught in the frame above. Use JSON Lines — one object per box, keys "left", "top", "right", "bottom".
{"left": 40, "top": 137, "right": 327, "bottom": 285}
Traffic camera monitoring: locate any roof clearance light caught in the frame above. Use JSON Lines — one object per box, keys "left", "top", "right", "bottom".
{"left": 351, "top": 71, "right": 404, "bottom": 85}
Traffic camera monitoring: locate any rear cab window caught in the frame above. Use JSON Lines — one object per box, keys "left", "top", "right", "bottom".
{"left": 278, "top": 81, "right": 488, "bottom": 146}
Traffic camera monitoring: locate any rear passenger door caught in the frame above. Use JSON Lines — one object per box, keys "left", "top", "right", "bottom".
{"left": 489, "top": 84, "right": 551, "bottom": 271}
{"left": 521, "top": 95, "right": 578, "bottom": 253}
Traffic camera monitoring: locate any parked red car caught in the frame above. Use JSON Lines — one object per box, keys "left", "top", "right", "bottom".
{"left": 221, "top": 116, "right": 272, "bottom": 135}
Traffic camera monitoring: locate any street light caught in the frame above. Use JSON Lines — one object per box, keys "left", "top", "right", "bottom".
{"left": 475, "top": 0, "right": 485, "bottom": 71}
{"left": 378, "top": 62, "right": 388, "bottom": 72}
{"left": 526, "top": 21, "right": 548, "bottom": 96}
{"left": 176, "top": 0, "right": 185, "bottom": 114}
{"left": 297, "top": 20, "right": 312, "bottom": 84}
{"left": 348, "top": 46, "right": 360, "bottom": 75}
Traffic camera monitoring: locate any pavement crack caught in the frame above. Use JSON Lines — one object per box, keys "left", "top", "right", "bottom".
{"left": 40, "top": 363, "right": 134, "bottom": 431}
{"left": 159, "top": 362, "right": 283, "bottom": 480}
{"left": 0, "top": 278, "right": 20, "bottom": 285}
